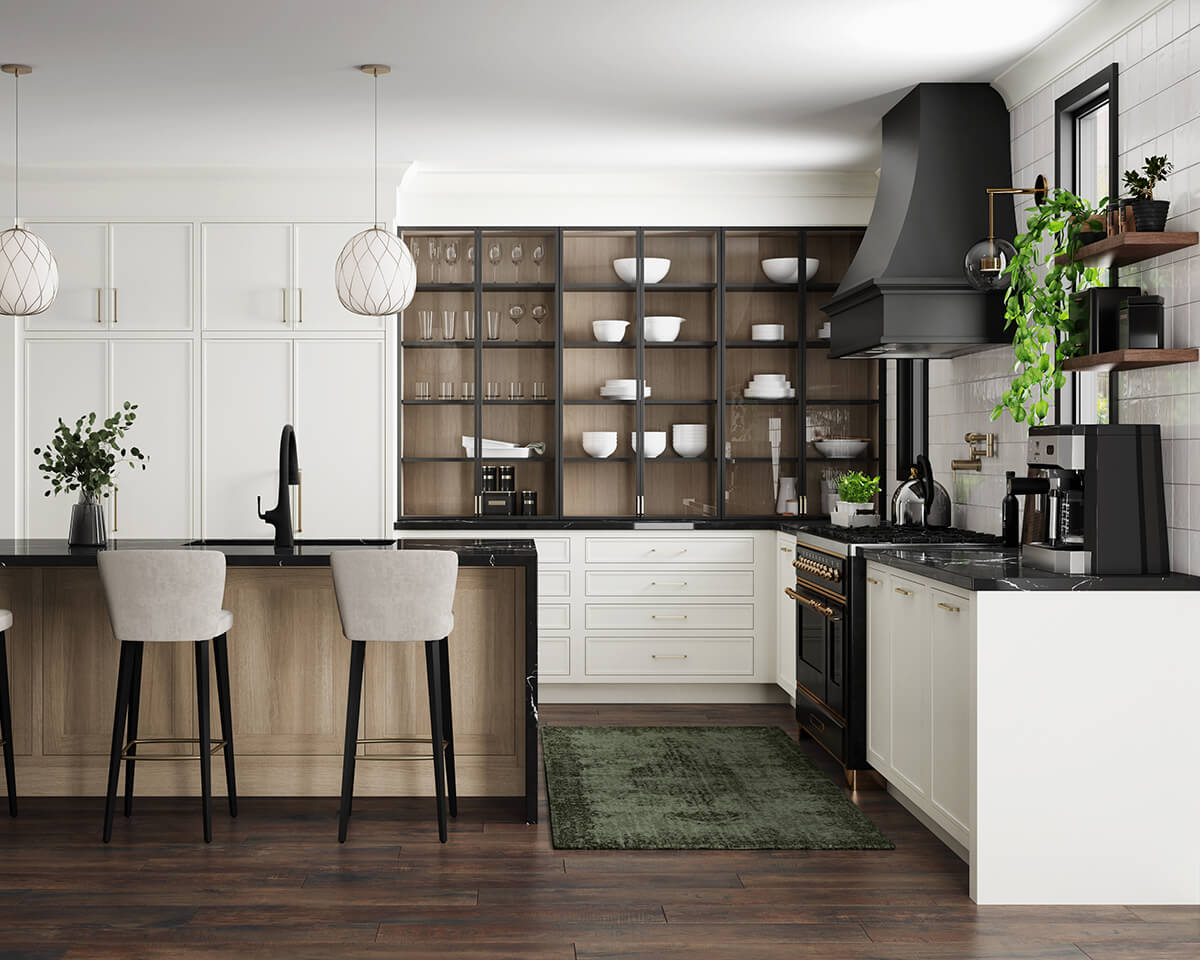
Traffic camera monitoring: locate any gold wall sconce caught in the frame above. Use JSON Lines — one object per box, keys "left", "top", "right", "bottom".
{"left": 951, "top": 432, "right": 996, "bottom": 471}
{"left": 963, "top": 174, "right": 1049, "bottom": 291}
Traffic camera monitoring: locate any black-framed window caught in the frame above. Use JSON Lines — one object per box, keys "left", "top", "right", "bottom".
{"left": 1055, "top": 63, "right": 1119, "bottom": 425}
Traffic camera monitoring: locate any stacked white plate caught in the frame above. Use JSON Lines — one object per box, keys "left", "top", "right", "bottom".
{"left": 600, "top": 379, "right": 651, "bottom": 401}
{"left": 743, "top": 373, "right": 796, "bottom": 401}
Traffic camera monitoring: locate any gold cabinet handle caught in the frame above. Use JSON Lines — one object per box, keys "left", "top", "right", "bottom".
{"left": 894, "top": 587, "right": 913, "bottom": 596}
{"left": 112, "top": 488, "right": 117, "bottom": 532}
{"left": 112, "top": 288, "right": 118, "bottom": 324}
{"left": 780, "top": 545, "right": 793, "bottom": 553}
{"left": 297, "top": 468, "right": 303, "bottom": 533}
{"left": 651, "top": 614, "right": 688, "bottom": 620}
{"left": 867, "top": 576, "right": 881, "bottom": 585}
{"left": 282, "top": 287, "right": 287, "bottom": 324}
{"left": 298, "top": 287, "right": 303, "bottom": 324}
{"left": 651, "top": 654, "right": 688, "bottom": 660}
{"left": 97, "top": 288, "right": 103, "bottom": 324}
{"left": 937, "top": 601, "right": 961, "bottom": 613}
{"left": 650, "top": 581, "right": 687, "bottom": 587}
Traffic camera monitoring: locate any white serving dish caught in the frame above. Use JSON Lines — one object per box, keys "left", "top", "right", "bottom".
{"left": 582, "top": 431, "right": 619, "bottom": 459}
{"left": 814, "top": 437, "right": 870, "bottom": 459}
{"left": 592, "top": 319, "right": 629, "bottom": 342}
{"left": 632, "top": 431, "right": 667, "bottom": 458}
{"left": 613, "top": 257, "right": 671, "bottom": 284}
{"left": 644, "top": 315, "right": 685, "bottom": 342}
{"left": 461, "top": 437, "right": 532, "bottom": 458}
{"left": 751, "top": 324, "right": 785, "bottom": 341}
{"left": 760, "top": 257, "right": 821, "bottom": 284}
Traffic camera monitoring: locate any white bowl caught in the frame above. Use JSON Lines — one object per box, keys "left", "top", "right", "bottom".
{"left": 613, "top": 257, "right": 671, "bottom": 284}
{"left": 644, "top": 315, "right": 685, "bottom": 342}
{"left": 592, "top": 320, "right": 629, "bottom": 342}
{"left": 751, "top": 324, "right": 785, "bottom": 341}
{"left": 813, "top": 437, "right": 870, "bottom": 459}
{"left": 632, "top": 431, "right": 667, "bottom": 458}
{"left": 671, "top": 424, "right": 708, "bottom": 459}
{"left": 582, "top": 431, "right": 619, "bottom": 459}
{"left": 761, "top": 257, "right": 821, "bottom": 284}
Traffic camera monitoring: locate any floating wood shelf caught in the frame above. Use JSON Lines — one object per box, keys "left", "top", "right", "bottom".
{"left": 1054, "top": 232, "right": 1198, "bottom": 268}
{"left": 1062, "top": 348, "right": 1199, "bottom": 373}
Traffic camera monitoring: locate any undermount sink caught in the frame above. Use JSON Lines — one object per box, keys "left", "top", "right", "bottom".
{"left": 185, "top": 539, "right": 396, "bottom": 547}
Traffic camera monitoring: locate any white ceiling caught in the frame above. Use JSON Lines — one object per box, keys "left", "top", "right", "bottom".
{"left": 0, "top": 0, "right": 1093, "bottom": 173}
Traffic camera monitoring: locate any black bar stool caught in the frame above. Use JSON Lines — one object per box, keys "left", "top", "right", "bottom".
{"left": 330, "top": 549, "right": 459, "bottom": 843}
{"left": 97, "top": 550, "right": 238, "bottom": 843}
{"left": 0, "top": 609, "right": 16, "bottom": 817}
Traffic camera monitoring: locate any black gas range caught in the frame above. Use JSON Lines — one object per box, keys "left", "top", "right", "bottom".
{"left": 787, "top": 522, "right": 1002, "bottom": 786}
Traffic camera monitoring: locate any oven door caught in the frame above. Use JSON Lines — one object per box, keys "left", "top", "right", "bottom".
{"left": 786, "top": 581, "right": 846, "bottom": 718}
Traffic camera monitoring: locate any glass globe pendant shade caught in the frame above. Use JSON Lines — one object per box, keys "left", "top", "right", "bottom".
{"left": 964, "top": 237, "right": 1017, "bottom": 291}
{"left": 0, "top": 226, "right": 59, "bottom": 316}
{"left": 335, "top": 226, "right": 416, "bottom": 316}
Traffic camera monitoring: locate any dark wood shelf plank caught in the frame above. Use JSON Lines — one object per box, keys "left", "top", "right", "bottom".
{"left": 726, "top": 340, "right": 800, "bottom": 348}
{"left": 1061, "top": 347, "right": 1199, "bottom": 373}
{"left": 1053, "top": 231, "right": 1198, "bottom": 268}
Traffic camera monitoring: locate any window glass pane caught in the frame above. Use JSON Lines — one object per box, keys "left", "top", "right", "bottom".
{"left": 1075, "top": 101, "right": 1109, "bottom": 204}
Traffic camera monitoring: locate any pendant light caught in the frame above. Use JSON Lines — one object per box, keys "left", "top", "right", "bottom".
{"left": 335, "top": 64, "right": 416, "bottom": 316}
{"left": 0, "top": 64, "right": 58, "bottom": 317}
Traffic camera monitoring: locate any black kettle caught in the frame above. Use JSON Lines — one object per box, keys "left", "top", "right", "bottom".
{"left": 890, "top": 454, "right": 951, "bottom": 527}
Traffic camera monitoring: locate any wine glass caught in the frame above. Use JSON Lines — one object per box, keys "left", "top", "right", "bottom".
{"left": 427, "top": 238, "right": 441, "bottom": 282}
{"left": 444, "top": 239, "right": 459, "bottom": 281}
{"left": 511, "top": 239, "right": 524, "bottom": 282}
{"left": 487, "top": 240, "right": 502, "bottom": 282}
{"left": 466, "top": 243, "right": 475, "bottom": 281}
{"left": 408, "top": 236, "right": 422, "bottom": 282}
{"left": 532, "top": 239, "right": 546, "bottom": 281}
{"left": 508, "top": 304, "right": 525, "bottom": 342}
{"left": 531, "top": 304, "right": 548, "bottom": 341}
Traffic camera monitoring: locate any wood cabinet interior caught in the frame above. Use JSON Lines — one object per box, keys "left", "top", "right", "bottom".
{"left": 399, "top": 226, "right": 877, "bottom": 520}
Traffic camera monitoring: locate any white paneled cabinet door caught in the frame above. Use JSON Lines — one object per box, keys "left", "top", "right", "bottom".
{"left": 865, "top": 565, "right": 891, "bottom": 772}
{"left": 24, "top": 222, "right": 107, "bottom": 330}
{"left": 295, "top": 339, "right": 386, "bottom": 538}
{"left": 930, "top": 589, "right": 971, "bottom": 838}
{"left": 203, "top": 340, "right": 292, "bottom": 538}
{"left": 202, "top": 223, "right": 292, "bottom": 330}
{"left": 111, "top": 223, "right": 193, "bottom": 331}
{"left": 888, "top": 574, "right": 931, "bottom": 799}
{"left": 294, "top": 223, "right": 384, "bottom": 331}
{"left": 109, "top": 341, "right": 193, "bottom": 538}
{"left": 25, "top": 340, "right": 108, "bottom": 536}
{"left": 775, "top": 532, "right": 796, "bottom": 694}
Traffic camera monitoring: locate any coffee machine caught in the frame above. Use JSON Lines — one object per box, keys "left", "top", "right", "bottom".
{"left": 1002, "top": 424, "right": 1169, "bottom": 575}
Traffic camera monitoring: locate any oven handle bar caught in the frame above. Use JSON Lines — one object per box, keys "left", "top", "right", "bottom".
{"left": 785, "top": 587, "right": 842, "bottom": 621}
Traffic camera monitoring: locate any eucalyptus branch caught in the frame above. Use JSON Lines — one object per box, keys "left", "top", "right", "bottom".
{"left": 33, "top": 402, "right": 149, "bottom": 501}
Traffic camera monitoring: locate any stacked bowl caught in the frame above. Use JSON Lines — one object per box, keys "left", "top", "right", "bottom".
{"left": 671, "top": 423, "right": 708, "bottom": 458}
{"left": 632, "top": 431, "right": 667, "bottom": 458}
{"left": 743, "top": 374, "right": 795, "bottom": 400}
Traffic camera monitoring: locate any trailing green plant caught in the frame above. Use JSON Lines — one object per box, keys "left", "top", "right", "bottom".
{"left": 1123, "top": 155, "right": 1173, "bottom": 199}
{"left": 837, "top": 471, "right": 881, "bottom": 504}
{"left": 991, "top": 189, "right": 1106, "bottom": 425}
{"left": 33, "top": 402, "right": 148, "bottom": 502}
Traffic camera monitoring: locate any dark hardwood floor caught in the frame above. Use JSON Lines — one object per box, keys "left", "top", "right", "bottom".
{"left": 0, "top": 703, "right": 1196, "bottom": 958}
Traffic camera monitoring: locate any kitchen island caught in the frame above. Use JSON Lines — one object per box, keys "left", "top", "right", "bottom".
{"left": 0, "top": 538, "right": 538, "bottom": 823}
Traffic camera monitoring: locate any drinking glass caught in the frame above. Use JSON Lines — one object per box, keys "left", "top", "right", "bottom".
{"left": 510, "top": 240, "right": 524, "bottom": 282}
{"left": 414, "top": 381, "right": 430, "bottom": 401}
{"left": 427, "top": 238, "right": 441, "bottom": 282}
{"left": 486, "top": 381, "right": 500, "bottom": 401}
{"left": 441, "top": 309, "right": 456, "bottom": 340}
{"left": 467, "top": 243, "right": 475, "bottom": 279}
{"left": 461, "top": 381, "right": 475, "bottom": 400}
{"left": 487, "top": 240, "right": 502, "bottom": 282}
{"left": 508, "top": 304, "right": 525, "bottom": 342}
{"left": 439, "top": 381, "right": 454, "bottom": 401}
{"left": 532, "top": 239, "right": 546, "bottom": 281}
{"left": 509, "top": 381, "right": 524, "bottom": 400}
{"left": 408, "top": 236, "right": 422, "bottom": 282}
{"left": 532, "top": 381, "right": 547, "bottom": 401}
{"left": 418, "top": 309, "right": 434, "bottom": 340}
{"left": 486, "top": 310, "right": 501, "bottom": 340}
{"left": 444, "top": 239, "right": 459, "bottom": 281}
{"left": 531, "top": 304, "right": 548, "bottom": 341}
{"left": 462, "top": 309, "right": 475, "bottom": 340}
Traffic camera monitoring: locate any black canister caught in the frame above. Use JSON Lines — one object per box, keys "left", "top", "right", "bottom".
{"left": 482, "top": 465, "right": 498, "bottom": 491}
{"left": 498, "top": 465, "right": 516, "bottom": 492}
{"left": 520, "top": 490, "right": 538, "bottom": 516}
{"left": 1119, "top": 294, "right": 1164, "bottom": 349}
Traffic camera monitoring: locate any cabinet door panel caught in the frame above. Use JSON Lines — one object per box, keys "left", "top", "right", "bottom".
{"left": 930, "top": 589, "right": 971, "bottom": 836}
{"left": 889, "top": 575, "right": 931, "bottom": 798}
{"left": 294, "top": 223, "right": 384, "bottom": 330}
{"left": 111, "top": 223, "right": 193, "bottom": 330}
{"left": 24, "top": 222, "right": 107, "bottom": 330}
{"left": 202, "top": 223, "right": 292, "bottom": 330}
{"left": 295, "top": 339, "right": 386, "bottom": 538}
{"left": 110, "top": 340, "right": 193, "bottom": 538}
{"left": 865, "top": 566, "right": 892, "bottom": 770}
{"left": 202, "top": 340, "right": 292, "bottom": 538}
{"left": 26, "top": 340, "right": 108, "bottom": 537}
{"left": 776, "top": 533, "right": 797, "bottom": 694}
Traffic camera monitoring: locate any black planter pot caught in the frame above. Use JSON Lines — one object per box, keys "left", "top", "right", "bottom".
{"left": 68, "top": 500, "right": 107, "bottom": 547}
{"left": 1131, "top": 198, "right": 1170, "bottom": 232}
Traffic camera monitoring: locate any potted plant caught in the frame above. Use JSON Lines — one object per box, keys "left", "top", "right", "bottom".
{"left": 832, "top": 471, "right": 881, "bottom": 528}
{"left": 1123, "top": 155, "right": 1173, "bottom": 232}
{"left": 992, "top": 188, "right": 1106, "bottom": 425}
{"left": 33, "top": 402, "right": 148, "bottom": 546}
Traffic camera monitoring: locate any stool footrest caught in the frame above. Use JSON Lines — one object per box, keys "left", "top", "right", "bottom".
{"left": 120, "top": 737, "right": 227, "bottom": 762}
{"left": 355, "top": 736, "right": 449, "bottom": 761}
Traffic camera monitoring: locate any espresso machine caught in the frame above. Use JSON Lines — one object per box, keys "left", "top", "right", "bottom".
{"left": 1002, "top": 424, "right": 1169, "bottom": 575}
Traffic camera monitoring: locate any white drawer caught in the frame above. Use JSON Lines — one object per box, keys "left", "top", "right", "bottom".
{"left": 584, "top": 537, "right": 754, "bottom": 565}
{"left": 539, "top": 604, "right": 570, "bottom": 630}
{"left": 539, "top": 636, "right": 570, "bottom": 676}
{"left": 535, "top": 537, "right": 571, "bottom": 564}
{"left": 584, "top": 603, "right": 753, "bottom": 631}
{"left": 584, "top": 637, "right": 754, "bottom": 676}
{"left": 585, "top": 569, "right": 753, "bottom": 598}
{"left": 538, "top": 569, "right": 571, "bottom": 597}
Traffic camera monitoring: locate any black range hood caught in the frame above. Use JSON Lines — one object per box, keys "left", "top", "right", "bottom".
{"left": 826, "top": 83, "right": 1015, "bottom": 359}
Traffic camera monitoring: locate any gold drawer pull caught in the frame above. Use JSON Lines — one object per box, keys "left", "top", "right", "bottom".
{"left": 650, "top": 581, "right": 687, "bottom": 587}
{"left": 97, "top": 288, "right": 103, "bottom": 323}
{"left": 651, "top": 654, "right": 688, "bottom": 660}
{"left": 651, "top": 614, "right": 688, "bottom": 620}
{"left": 894, "top": 587, "right": 913, "bottom": 597}
{"left": 780, "top": 545, "right": 792, "bottom": 553}
{"left": 937, "top": 602, "right": 961, "bottom": 613}
{"left": 282, "top": 287, "right": 287, "bottom": 324}
{"left": 298, "top": 287, "right": 303, "bottom": 323}
{"left": 867, "top": 577, "right": 881, "bottom": 585}
{"left": 807, "top": 713, "right": 826, "bottom": 732}
{"left": 113, "top": 287, "right": 118, "bottom": 324}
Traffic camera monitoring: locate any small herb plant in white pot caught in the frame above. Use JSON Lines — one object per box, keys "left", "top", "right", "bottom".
{"left": 832, "top": 471, "right": 882, "bottom": 528}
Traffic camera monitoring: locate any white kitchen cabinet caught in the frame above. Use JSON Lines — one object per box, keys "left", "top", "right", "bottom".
{"left": 202, "top": 223, "right": 293, "bottom": 330}
{"left": 865, "top": 565, "right": 891, "bottom": 770}
{"left": 24, "top": 222, "right": 108, "bottom": 330}
{"left": 929, "top": 587, "right": 971, "bottom": 836}
{"left": 202, "top": 339, "right": 293, "bottom": 537}
{"left": 294, "top": 339, "right": 386, "bottom": 538}
{"left": 775, "top": 531, "right": 796, "bottom": 695}
{"left": 294, "top": 223, "right": 384, "bottom": 331}
{"left": 887, "top": 573, "right": 931, "bottom": 799}
{"left": 109, "top": 340, "right": 193, "bottom": 537}
{"left": 111, "top": 223, "right": 193, "bottom": 331}
{"left": 25, "top": 340, "right": 109, "bottom": 536}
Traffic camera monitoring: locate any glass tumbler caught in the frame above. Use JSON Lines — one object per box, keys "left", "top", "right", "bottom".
{"left": 461, "top": 381, "right": 475, "bottom": 400}
{"left": 509, "top": 381, "right": 524, "bottom": 400}
{"left": 486, "top": 310, "right": 501, "bottom": 340}
{"left": 486, "top": 381, "right": 501, "bottom": 401}
{"left": 439, "top": 381, "right": 454, "bottom": 400}
{"left": 441, "top": 310, "right": 456, "bottom": 340}
{"left": 418, "top": 310, "right": 434, "bottom": 340}
{"left": 414, "top": 381, "right": 430, "bottom": 401}
{"left": 532, "top": 381, "right": 547, "bottom": 401}
{"left": 462, "top": 310, "right": 475, "bottom": 340}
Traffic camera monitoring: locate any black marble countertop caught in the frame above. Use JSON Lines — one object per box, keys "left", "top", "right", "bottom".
{"left": 395, "top": 517, "right": 802, "bottom": 531}
{"left": 0, "top": 538, "right": 536, "bottom": 568}
{"left": 862, "top": 547, "right": 1200, "bottom": 591}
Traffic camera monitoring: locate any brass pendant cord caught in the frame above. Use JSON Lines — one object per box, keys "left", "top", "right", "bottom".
{"left": 12, "top": 69, "right": 18, "bottom": 227}
{"left": 373, "top": 67, "right": 378, "bottom": 230}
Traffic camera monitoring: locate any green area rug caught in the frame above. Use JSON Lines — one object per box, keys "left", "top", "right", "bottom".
{"left": 542, "top": 725, "right": 893, "bottom": 850}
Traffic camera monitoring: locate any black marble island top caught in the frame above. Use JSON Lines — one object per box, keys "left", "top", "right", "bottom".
{"left": 0, "top": 538, "right": 537, "bottom": 568}
{"left": 863, "top": 547, "right": 1200, "bottom": 591}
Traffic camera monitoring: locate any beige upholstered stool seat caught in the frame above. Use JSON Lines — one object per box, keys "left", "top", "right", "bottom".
{"left": 0, "top": 610, "right": 12, "bottom": 633}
